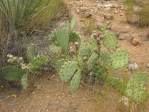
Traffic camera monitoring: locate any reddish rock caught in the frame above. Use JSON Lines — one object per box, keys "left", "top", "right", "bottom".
{"left": 131, "top": 37, "right": 141, "bottom": 46}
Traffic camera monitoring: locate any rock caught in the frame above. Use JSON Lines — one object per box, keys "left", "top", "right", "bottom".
{"left": 76, "top": 9, "right": 80, "bottom": 13}
{"left": 128, "top": 63, "right": 139, "bottom": 71}
{"left": 146, "top": 63, "right": 149, "bottom": 68}
{"left": 118, "top": 33, "right": 130, "bottom": 40}
{"left": 116, "top": 96, "right": 130, "bottom": 112}
{"left": 36, "top": 84, "right": 42, "bottom": 90}
{"left": 103, "top": 14, "right": 113, "bottom": 20}
{"left": 131, "top": 37, "right": 141, "bottom": 46}
{"left": 84, "top": 12, "right": 92, "bottom": 18}
{"left": 146, "top": 32, "right": 149, "bottom": 40}
{"left": 111, "top": 23, "right": 130, "bottom": 33}
{"left": 79, "top": 7, "right": 92, "bottom": 18}
{"left": 114, "top": 10, "right": 118, "bottom": 14}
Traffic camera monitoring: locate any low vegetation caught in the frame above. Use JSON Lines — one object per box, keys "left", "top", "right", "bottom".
{"left": 125, "top": 0, "right": 149, "bottom": 26}
{"left": 0, "top": 0, "right": 63, "bottom": 67}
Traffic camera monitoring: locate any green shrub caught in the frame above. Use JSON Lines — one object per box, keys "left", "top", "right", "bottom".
{"left": 0, "top": 54, "right": 49, "bottom": 89}
{"left": 0, "top": 66, "right": 25, "bottom": 81}
{"left": 106, "top": 75, "right": 127, "bottom": 94}
{"left": 29, "top": 55, "right": 48, "bottom": 71}
{"left": 0, "top": 66, "right": 27, "bottom": 89}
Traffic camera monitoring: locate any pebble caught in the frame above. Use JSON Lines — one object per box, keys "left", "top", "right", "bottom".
{"left": 146, "top": 63, "right": 149, "bottom": 68}
{"left": 118, "top": 33, "right": 130, "bottom": 40}
{"left": 131, "top": 37, "right": 141, "bottom": 46}
{"left": 103, "top": 14, "right": 113, "bottom": 20}
{"left": 128, "top": 63, "right": 139, "bottom": 71}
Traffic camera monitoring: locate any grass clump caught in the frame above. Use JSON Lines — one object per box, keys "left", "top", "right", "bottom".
{"left": 0, "top": 0, "right": 63, "bottom": 32}
{"left": 125, "top": 0, "right": 149, "bottom": 26}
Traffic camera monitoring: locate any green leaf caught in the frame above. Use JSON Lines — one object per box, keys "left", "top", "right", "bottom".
{"left": 69, "top": 69, "right": 81, "bottom": 93}
{"left": 87, "top": 52, "right": 99, "bottom": 70}
{"left": 49, "top": 44, "right": 62, "bottom": 57}
{"left": 30, "top": 56, "right": 48, "bottom": 71}
{"left": 126, "top": 72, "right": 148, "bottom": 103}
{"left": 70, "top": 16, "right": 77, "bottom": 30}
{"left": 52, "top": 59, "right": 68, "bottom": 71}
{"left": 69, "top": 31, "right": 81, "bottom": 44}
{"left": 99, "top": 24, "right": 108, "bottom": 33}
{"left": 110, "top": 51, "right": 128, "bottom": 69}
{"left": 106, "top": 75, "right": 126, "bottom": 94}
{"left": 0, "top": 66, "right": 25, "bottom": 81}
{"left": 103, "top": 31, "right": 118, "bottom": 49}
{"left": 54, "top": 24, "right": 70, "bottom": 55}
{"left": 88, "top": 38, "right": 98, "bottom": 51}
{"left": 21, "top": 73, "right": 28, "bottom": 90}
{"left": 79, "top": 41, "right": 91, "bottom": 58}
{"left": 27, "top": 44, "right": 38, "bottom": 61}
{"left": 59, "top": 61, "right": 78, "bottom": 81}
{"left": 99, "top": 52, "right": 111, "bottom": 66}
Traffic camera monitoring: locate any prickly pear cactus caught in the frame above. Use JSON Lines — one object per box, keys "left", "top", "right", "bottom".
{"left": 103, "top": 31, "right": 118, "bottom": 49}
{"left": 69, "top": 70, "right": 81, "bottom": 93}
{"left": 126, "top": 72, "right": 148, "bottom": 103}
{"left": 0, "top": 66, "right": 25, "bottom": 81}
{"left": 87, "top": 52, "right": 99, "bottom": 70}
{"left": 110, "top": 51, "right": 128, "bottom": 69}
{"left": 59, "top": 61, "right": 78, "bottom": 81}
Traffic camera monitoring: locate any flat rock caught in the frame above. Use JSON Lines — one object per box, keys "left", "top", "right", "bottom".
{"left": 111, "top": 23, "right": 131, "bottom": 33}
{"left": 118, "top": 33, "right": 130, "bottom": 40}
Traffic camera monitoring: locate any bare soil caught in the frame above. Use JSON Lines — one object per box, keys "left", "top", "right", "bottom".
{"left": 0, "top": 0, "right": 149, "bottom": 112}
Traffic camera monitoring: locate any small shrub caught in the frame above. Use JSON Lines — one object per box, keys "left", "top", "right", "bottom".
{"left": 0, "top": 53, "right": 49, "bottom": 89}
{"left": 29, "top": 56, "right": 48, "bottom": 71}
{"left": 0, "top": 66, "right": 26, "bottom": 81}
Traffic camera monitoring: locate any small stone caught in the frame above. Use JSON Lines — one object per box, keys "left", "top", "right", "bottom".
{"left": 114, "top": 10, "right": 118, "bottom": 14}
{"left": 131, "top": 37, "right": 141, "bottom": 46}
{"left": 128, "top": 63, "right": 139, "bottom": 71}
{"left": 111, "top": 23, "right": 130, "bottom": 33}
{"left": 146, "top": 32, "right": 149, "bottom": 40}
{"left": 104, "top": 14, "right": 113, "bottom": 20}
{"left": 117, "top": 96, "right": 130, "bottom": 112}
{"left": 11, "top": 94, "right": 17, "bottom": 98}
{"left": 76, "top": 9, "right": 80, "bottom": 13}
{"left": 118, "top": 33, "right": 130, "bottom": 40}
{"left": 36, "top": 85, "right": 42, "bottom": 90}
{"left": 146, "top": 63, "right": 149, "bottom": 68}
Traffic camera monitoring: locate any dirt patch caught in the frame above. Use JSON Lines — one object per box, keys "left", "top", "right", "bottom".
{"left": 0, "top": 74, "right": 120, "bottom": 112}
